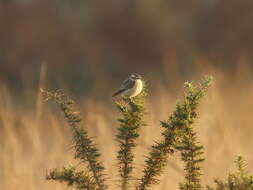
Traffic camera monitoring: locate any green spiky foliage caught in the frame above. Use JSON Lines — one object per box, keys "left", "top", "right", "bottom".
{"left": 42, "top": 76, "right": 218, "bottom": 190}
{"left": 46, "top": 166, "right": 96, "bottom": 190}
{"left": 177, "top": 131, "right": 204, "bottom": 190}
{"left": 206, "top": 156, "right": 253, "bottom": 190}
{"left": 41, "top": 89, "right": 107, "bottom": 190}
{"left": 175, "top": 79, "right": 213, "bottom": 190}
{"left": 115, "top": 82, "right": 147, "bottom": 190}
{"left": 136, "top": 76, "right": 213, "bottom": 190}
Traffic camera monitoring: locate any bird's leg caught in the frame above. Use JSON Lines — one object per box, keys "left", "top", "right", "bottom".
{"left": 123, "top": 97, "right": 137, "bottom": 111}
{"left": 129, "top": 97, "right": 136, "bottom": 104}
{"left": 129, "top": 97, "right": 138, "bottom": 111}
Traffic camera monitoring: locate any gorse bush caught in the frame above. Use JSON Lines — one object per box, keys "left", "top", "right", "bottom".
{"left": 42, "top": 76, "right": 253, "bottom": 190}
{"left": 41, "top": 89, "right": 107, "bottom": 190}
{"left": 206, "top": 156, "right": 253, "bottom": 190}
{"left": 136, "top": 78, "right": 211, "bottom": 190}
{"left": 115, "top": 83, "right": 147, "bottom": 190}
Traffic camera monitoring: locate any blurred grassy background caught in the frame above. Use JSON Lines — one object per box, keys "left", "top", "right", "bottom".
{"left": 0, "top": 0, "right": 253, "bottom": 189}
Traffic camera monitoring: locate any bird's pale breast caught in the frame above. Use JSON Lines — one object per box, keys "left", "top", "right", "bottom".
{"left": 122, "top": 79, "right": 143, "bottom": 98}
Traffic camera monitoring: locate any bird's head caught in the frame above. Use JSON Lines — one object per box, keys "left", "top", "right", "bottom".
{"left": 130, "top": 73, "right": 142, "bottom": 80}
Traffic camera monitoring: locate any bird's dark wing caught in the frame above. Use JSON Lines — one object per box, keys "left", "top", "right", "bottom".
{"left": 112, "top": 78, "right": 135, "bottom": 97}
{"left": 112, "top": 89, "right": 125, "bottom": 97}
{"left": 120, "top": 78, "right": 135, "bottom": 90}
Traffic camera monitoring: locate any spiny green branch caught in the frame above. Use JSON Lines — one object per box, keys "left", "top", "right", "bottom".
{"left": 177, "top": 131, "right": 205, "bottom": 190}
{"left": 115, "top": 84, "right": 147, "bottom": 190}
{"left": 176, "top": 77, "right": 213, "bottom": 190}
{"left": 136, "top": 76, "right": 213, "bottom": 190}
{"left": 41, "top": 89, "right": 107, "bottom": 190}
{"left": 46, "top": 166, "right": 96, "bottom": 190}
{"left": 235, "top": 155, "right": 248, "bottom": 177}
{"left": 206, "top": 156, "right": 253, "bottom": 190}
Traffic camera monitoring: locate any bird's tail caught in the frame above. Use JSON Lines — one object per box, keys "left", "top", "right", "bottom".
{"left": 112, "top": 89, "right": 125, "bottom": 97}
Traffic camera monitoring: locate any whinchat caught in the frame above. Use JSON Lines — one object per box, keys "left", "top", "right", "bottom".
{"left": 112, "top": 74, "right": 143, "bottom": 98}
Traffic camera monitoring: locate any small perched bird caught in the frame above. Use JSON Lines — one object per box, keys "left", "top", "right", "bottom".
{"left": 112, "top": 74, "right": 143, "bottom": 98}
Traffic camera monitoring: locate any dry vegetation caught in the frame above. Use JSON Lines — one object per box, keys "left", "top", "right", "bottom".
{"left": 1, "top": 66, "right": 253, "bottom": 190}
{"left": 1, "top": 0, "right": 253, "bottom": 189}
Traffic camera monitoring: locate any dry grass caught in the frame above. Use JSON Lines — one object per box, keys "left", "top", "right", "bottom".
{"left": 1, "top": 66, "right": 253, "bottom": 189}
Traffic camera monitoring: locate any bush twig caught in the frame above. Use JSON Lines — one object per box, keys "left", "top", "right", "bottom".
{"left": 41, "top": 89, "right": 107, "bottom": 190}
{"left": 136, "top": 76, "right": 213, "bottom": 190}
{"left": 115, "top": 83, "right": 147, "bottom": 190}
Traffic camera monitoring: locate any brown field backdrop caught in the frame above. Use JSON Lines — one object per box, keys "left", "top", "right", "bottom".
{"left": 1, "top": 1, "right": 253, "bottom": 189}
{"left": 1, "top": 64, "right": 253, "bottom": 190}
